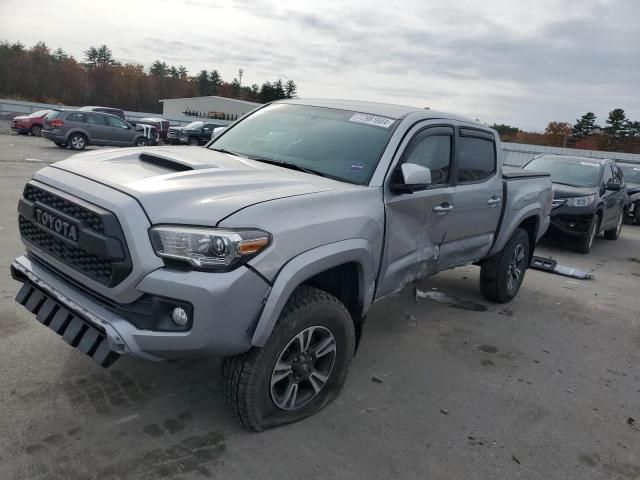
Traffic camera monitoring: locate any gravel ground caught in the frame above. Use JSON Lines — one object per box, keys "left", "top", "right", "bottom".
{"left": 0, "top": 131, "right": 639, "bottom": 480}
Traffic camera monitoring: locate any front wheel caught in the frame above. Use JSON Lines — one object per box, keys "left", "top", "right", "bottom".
{"left": 480, "top": 228, "right": 530, "bottom": 303}
{"left": 575, "top": 214, "right": 599, "bottom": 253}
{"left": 188, "top": 137, "right": 199, "bottom": 146}
{"left": 222, "top": 286, "right": 356, "bottom": 431}
{"left": 135, "top": 137, "right": 149, "bottom": 147}
{"left": 603, "top": 210, "right": 623, "bottom": 240}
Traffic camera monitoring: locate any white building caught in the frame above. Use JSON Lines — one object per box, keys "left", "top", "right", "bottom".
{"left": 159, "top": 96, "right": 261, "bottom": 125}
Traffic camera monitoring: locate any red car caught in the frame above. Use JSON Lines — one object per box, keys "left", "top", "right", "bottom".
{"left": 11, "top": 109, "right": 59, "bottom": 137}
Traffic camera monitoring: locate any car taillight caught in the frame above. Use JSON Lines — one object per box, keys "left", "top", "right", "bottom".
{"left": 49, "top": 119, "right": 64, "bottom": 128}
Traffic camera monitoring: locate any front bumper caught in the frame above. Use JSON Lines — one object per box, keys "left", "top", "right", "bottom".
{"left": 12, "top": 124, "right": 29, "bottom": 133}
{"left": 11, "top": 254, "right": 271, "bottom": 364}
{"left": 547, "top": 206, "right": 595, "bottom": 238}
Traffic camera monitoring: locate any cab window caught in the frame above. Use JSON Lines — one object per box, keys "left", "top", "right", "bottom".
{"left": 402, "top": 133, "right": 452, "bottom": 186}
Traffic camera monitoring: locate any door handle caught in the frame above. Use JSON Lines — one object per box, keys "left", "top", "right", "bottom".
{"left": 487, "top": 197, "right": 501, "bottom": 206}
{"left": 433, "top": 203, "right": 454, "bottom": 214}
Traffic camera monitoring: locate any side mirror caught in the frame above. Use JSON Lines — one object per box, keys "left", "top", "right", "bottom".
{"left": 392, "top": 163, "right": 431, "bottom": 193}
{"left": 605, "top": 181, "right": 621, "bottom": 191}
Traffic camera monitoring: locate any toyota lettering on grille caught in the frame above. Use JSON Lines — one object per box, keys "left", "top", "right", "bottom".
{"left": 34, "top": 207, "right": 79, "bottom": 242}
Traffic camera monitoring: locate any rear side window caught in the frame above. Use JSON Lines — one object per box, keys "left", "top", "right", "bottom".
{"left": 86, "top": 113, "right": 106, "bottom": 125}
{"left": 457, "top": 136, "right": 496, "bottom": 183}
{"left": 67, "top": 113, "right": 86, "bottom": 122}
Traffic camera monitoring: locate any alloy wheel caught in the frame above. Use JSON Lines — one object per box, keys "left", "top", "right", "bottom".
{"left": 506, "top": 243, "right": 525, "bottom": 291}
{"left": 71, "top": 136, "right": 85, "bottom": 149}
{"left": 270, "top": 326, "right": 337, "bottom": 411}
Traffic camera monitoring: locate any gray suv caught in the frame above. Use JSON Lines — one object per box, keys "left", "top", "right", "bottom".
{"left": 41, "top": 110, "right": 153, "bottom": 150}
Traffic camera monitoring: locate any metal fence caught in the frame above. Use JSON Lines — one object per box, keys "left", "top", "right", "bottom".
{"left": 0, "top": 98, "right": 193, "bottom": 126}
{"left": 502, "top": 142, "right": 640, "bottom": 167}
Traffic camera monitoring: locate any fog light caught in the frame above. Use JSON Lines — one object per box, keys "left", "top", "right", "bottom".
{"left": 171, "top": 307, "right": 189, "bottom": 326}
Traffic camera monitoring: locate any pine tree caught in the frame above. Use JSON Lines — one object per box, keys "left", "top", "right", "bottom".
{"left": 284, "top": 80, "right": 298, "bottom": 98}
{"left": 572, "top": 112, "right": 599, "bottom": 138}
{"left": 604, "top": 108, "right": 631, "bottom": 139}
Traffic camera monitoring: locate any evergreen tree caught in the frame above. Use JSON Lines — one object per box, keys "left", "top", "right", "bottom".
{"left": 196, "top": 69, "right": 209, "bottom": 96}
{"left": 572, "top": 112, "right": 599, "bottom": 138}
{"left": 284, "top": 80, "right": 298, "bottom": 98}
{"left": 604, "top": 108, "right": 631, "bottom": 139}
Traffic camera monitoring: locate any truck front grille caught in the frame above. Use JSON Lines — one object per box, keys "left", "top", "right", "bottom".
{"left": 18, "top": 184, "right": 132, "bottom": 287}
{"left": 19, "top": 216, "right": 113, "bottom": 282}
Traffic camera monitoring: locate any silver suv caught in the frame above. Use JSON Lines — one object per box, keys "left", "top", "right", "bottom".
{"left": 41, "top": 110, "right": 154, "bottom": 150}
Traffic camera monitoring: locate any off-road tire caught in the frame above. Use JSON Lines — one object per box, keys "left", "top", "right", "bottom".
{"left": 68, "top": 133, "right": 87, "bottom": 151}
{"left": 480, "top": 228, "right": 530, "bottom": 303}
{"left": 603, "top": 210, "right": 623, "bottom": 240}
{"left": 575, "top": 214, "right": 599, "bottom": 253}
{"left": 222, "top": 286, "right": 356, "bottom": 432}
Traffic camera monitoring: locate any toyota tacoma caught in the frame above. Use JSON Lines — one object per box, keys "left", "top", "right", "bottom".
{"left": 11, "top": 99, "right": 552, "bottom": 430}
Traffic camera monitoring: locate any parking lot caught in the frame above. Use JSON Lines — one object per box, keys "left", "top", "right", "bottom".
{"left": 0, "top": 131, "right": 638, "bottom": 480}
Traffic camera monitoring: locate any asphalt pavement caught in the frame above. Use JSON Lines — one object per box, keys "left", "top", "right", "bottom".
{"left": 0, "top": 132, "right": 638, "bottom": 480}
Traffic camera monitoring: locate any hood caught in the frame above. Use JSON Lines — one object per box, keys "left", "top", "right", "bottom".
{"left": 13, "top": 115, "right": 30, "bottom": 122}
{"left": 43, "top": 146, "right": 349, "bottom": 225}
{"left": 552, "top": 183, "right": 596, "bottom": 199}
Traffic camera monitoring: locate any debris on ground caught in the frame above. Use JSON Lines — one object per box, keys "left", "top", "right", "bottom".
{"left": 371, "top": 375, "right": 384, "bottom": 384}
{"left": 628, "top": 417, "right": 639, "bottom": 431}
{"left": 530, "top": 256, "right": 594, "bottom": 279}
{"left": 416, "top": 289, "right": 488, "bottom": 312}
{"left": 511, "top": 454, "right": 521, "bottom": 465}
{"left": 440, "top": 408, "right": 449, "bottom": 415}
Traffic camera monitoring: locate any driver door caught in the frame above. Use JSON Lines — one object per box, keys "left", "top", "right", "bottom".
{"left": 104, "top": 115, "right": 132, "bottom": 145}
{"left": 376, "top": 124, "right": 455, "bottom": 299}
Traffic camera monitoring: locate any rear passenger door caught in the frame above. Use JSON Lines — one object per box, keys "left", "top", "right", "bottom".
{"left": 438, "top": 127, "right": 503, "bottom": 269}
{"left": 85, "top": 113, "right": 109, "bottom": 144}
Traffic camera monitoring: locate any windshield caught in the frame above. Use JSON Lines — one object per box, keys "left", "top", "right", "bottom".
{"left": 28, "top": 109, "right": 50, "bottom": 118}
{"left": 209, "top": 104, "right": 396, "bottom": 184}
{"left": 524, "top": 156, "right": 601, "bottom": 187}
{"left": 185, "top": 121, "right": 204, "bottom": 129}
{"left": 620, "top": 165, "right": 640, "bottom": 184}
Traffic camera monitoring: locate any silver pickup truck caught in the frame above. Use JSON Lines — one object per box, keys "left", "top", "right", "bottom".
{"left": 11, "top": 99, "right": 552, "bottom": 430}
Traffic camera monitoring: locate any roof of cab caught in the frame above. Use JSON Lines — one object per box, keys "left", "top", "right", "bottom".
{"left": 275, "top": 98, "right": 480, "bottom": 125}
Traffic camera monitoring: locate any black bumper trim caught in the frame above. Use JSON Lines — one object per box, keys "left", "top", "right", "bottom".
{"left": 15, "top": 281, "right": 119, "bottom": 368}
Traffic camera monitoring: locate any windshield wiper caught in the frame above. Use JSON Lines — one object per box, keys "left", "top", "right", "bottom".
{"left": 248, "top": 157, "right": 326, "bottom": 177}
{"left": 210, "top": 147, "right": 248, "bottom": 158}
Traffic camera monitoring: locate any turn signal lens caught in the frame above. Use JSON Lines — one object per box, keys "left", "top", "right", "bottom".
{"left": 238, "top": 238, "right": 270, "bottom": 255}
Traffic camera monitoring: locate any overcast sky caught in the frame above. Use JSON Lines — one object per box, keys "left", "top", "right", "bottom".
{"left": 2, "top": 0, "right": 638, "bottom": 130}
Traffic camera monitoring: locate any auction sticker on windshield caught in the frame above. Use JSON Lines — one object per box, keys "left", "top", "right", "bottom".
{"left": 349, "top": 113, "right": 395, "bottom": 128}
{"left": 580, "top": 162, "right": 600, "bottom": 167}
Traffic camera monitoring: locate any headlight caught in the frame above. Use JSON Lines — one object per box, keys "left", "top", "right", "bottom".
{"left": 149, "top": 226, "right": 270, "bottom": 270}
{"left": 565, "top": 195, "right": 595, "bottom": 207}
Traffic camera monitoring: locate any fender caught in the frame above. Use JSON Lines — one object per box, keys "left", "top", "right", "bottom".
{"left": 251, "top": 239, "right": 377, "bottom": 347}
{"left": 488, "top": 204, "right": 543, "bottom": 257}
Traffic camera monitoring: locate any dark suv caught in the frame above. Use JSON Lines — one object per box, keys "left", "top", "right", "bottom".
{"left": 167, "top": 121, "right": 223, "bottom": 145}
{"left": 42, "top": 110, "right": 154, "bottom": 150}
{"left": 523, "top": 155, "right": 628, "bottom": 253}
{"left": 618, "top": 162, "right": 640, "bottom": 224}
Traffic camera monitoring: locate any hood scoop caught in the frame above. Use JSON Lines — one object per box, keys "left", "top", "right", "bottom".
{"left": 139, "top": 152, "right": 196, "bottom": 172}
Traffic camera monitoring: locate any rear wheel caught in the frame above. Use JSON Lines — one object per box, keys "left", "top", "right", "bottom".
{"left": 30, "top": 124, "right": 42, "bottom": 137}
{"left": 480, "top": 228, "right": 530, "bottom": 303}
{"left": 604, "top": 210, "right": 623, "bottom": 240}
{"left": 576, "top": 214, "right": 599, "bottom": 253}
{"left": 68, "top": 133, "right": 87, "bottom": 151}
{"left": 222, "top": 286, "right": 355, "bottom": 431}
